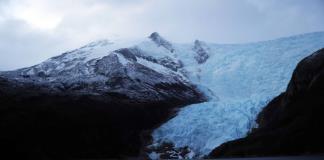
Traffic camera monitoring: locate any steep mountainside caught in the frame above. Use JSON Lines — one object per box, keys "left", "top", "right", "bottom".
{"left": 0, "top": 33, "right": 205, "bottom": 158}
{"left": 208, "top": 48, "right": 324, "bottom": 158}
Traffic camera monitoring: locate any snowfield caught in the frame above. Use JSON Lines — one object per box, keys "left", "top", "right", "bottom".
{"left": 151, "top": 32, "right": 324, "bottom": 157}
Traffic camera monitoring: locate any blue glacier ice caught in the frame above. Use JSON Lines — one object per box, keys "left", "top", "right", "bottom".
{"left": 151, "top": 32, "right": 324, "bottom": 157}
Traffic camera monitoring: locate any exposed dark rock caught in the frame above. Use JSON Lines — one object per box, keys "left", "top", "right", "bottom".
{"left": 128, "top": 46, "right": 183, "bottom": 72}
{"left": 193, "top": 40, "right": 209, "bottom": 64}
{"left": 208, "top": 48, "right": 324, "bottom": 158}
{"left": 157, "top": 56, "right": 183, "bottom": 71}
{"left": 115, "top": 48, "right": 137, "bottom": 62}
{"left": 94, "top": 54, "right": 125, "bottom": 77}
{"left": 146, "top": 142, "right": 193, "bottom": 159}
{"left": 149, "top": 32, "right": 175, "bottom": 53}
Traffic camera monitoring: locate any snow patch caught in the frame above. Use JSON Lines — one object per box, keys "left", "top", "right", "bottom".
{"left": 115, "top": 52, "right": 130, "bottom": 66}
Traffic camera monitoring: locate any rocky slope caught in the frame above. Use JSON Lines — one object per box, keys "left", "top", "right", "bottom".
{"left": 208, "top": 48, "right": 324, "bottom": 158}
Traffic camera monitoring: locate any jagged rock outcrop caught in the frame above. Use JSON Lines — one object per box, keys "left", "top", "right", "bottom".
{"left": 208, "top": 48, "right": 324, "bottom": 158}
{"left": 193, "top": 40, "right": 209, "bottom": 64}
{"left": 149, "top": 32, "right": 175, "bottom": 53}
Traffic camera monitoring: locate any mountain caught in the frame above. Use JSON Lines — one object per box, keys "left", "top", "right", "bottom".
{"left": 1, "top": 31, "right": 324, "bottom": 159}
{"left": 0, "top": 37, "right": 197, "bottom": 102}
{"left": 208, "top": 48, "right": 324, "bottom": 158}
{"left": 0, "top": 33, "right": 206, "bottom": 158}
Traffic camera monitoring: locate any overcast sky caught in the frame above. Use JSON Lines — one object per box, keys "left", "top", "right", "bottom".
{"left": 0, "top": 0, "right": 324, "bottom": 70}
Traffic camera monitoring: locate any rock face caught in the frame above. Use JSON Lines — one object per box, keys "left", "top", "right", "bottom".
{"left": 208, "top": 48, "right": 324, "bottom": 158}
{"left": 0, "top": 35, "right": 205, "bottom": 158}
{"left": 149, "top": 32, "right": 175, "bottom": 53}
{"left": 193, "top": 40, "right": 209, "bottom": 64}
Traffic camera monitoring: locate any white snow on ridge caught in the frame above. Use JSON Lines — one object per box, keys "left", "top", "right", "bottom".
{"left": 60, "top": 38, "right": 140, "bottom": 63}
{"left": 137, "top": 57, "right": 172, "bottom": 75}
{"left": 115, "top": 52, "right": 130, "bottom": 66}
{"left": 19, "top": 38, "right": 143, "bottom": 77}
{"left": 151, "top": 32, "right": 324, "bottom": 157}
{"left": 83, "top": 39, "right": 141, "bottom": 61}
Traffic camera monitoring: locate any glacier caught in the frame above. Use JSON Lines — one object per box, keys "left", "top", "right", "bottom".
{"left": 150, "top": 32, "right": 324, "bottom": 157}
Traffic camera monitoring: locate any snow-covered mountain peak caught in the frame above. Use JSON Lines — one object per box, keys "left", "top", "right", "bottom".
{"left": 0, "top": 33, "right": 199, "bottom": 101}
{"left": 149, "top": 32, "right": 160, "bottom": 38}
{"left": 81, "top": 39, "right": 113, "bottom": 49}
